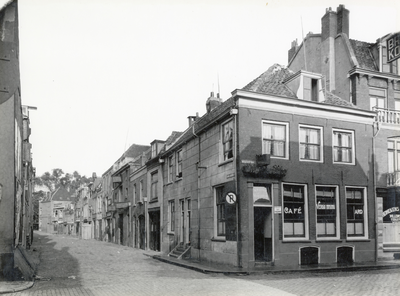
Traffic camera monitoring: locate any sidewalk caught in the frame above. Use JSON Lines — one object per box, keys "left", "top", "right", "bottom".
{"left": 145, "top": 251, "right": 400, "bottom": 275}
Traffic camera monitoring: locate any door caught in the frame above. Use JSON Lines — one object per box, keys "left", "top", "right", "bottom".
{"left": 149, "top": 211, "right": 160, "bottom": 251}
{"left": 180, "top": 200, "right": 185, "bottom": 243}
{"left": 254, "top": 207, "right": 273, "bottom": 262}
{"left": 139, "top": 215, "right": 145, "bottom": 250}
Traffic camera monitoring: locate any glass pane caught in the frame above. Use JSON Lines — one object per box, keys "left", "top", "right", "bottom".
{"left": 355, "top": 223, "right": 364, "bottom": 235}
{"left": 347, "top": 223, "right": 354, "bottom": 235}
{"left": 388, "top": 141, "right": 394, "bottom": 149}
{"left": 284, "top": 223, "right": 294, "bottom": 235}
{"left": 294, "top": 222, "right": 304, "bottom": 235}
{"left": 309, "top": 129, "right": 320, "bottom": 144}
{"left": 317, "top": 223, "right": 325, "bottom": 235}
{"left": 326, "top": 223, "right": 335, "bottom": 235}
{"left": 388, "top": 151, "right": 394, "bottom": 173}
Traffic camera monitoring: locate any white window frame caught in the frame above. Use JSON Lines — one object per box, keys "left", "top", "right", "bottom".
{"left": 369, "top": 87, "right": 386, "bottom": 111}
{"left": 220, "top": 119, "right": 234, "bottom": 163}
{"left": 315, "top": 185, "right": 340, "bottom": 241}
{"left": 332, "top": 128, "right": 355, "bottom": 165}
{"left": 213, "top": 186, "right": 226, "bottom": 240}
{"left": 168, "top": 154, "right": 174, "bottom": 183}
{"left": 299, "top": 125, "right": 323, "bottom": 163}
{"left": 168, "top": 200, "right": 175, "bottom": 233}
{"left": 150, "top": 170, "right": 158, "bottom": 201}
{"left": 345, "top": 186, "right": 368, "bottom": 241}
{"left": 262, "top": 120, "right": 289, "bottom": 160}
{"left": 282, "top": 183, "right": 309, "bottom": 241}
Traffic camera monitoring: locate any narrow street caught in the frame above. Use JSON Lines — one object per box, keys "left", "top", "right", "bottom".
{"left": 10, "top": 232, "right": 400, "bottom": 296}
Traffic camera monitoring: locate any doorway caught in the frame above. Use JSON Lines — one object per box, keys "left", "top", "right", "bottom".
{"left": 139, "top": 215, "right": 145, "bottom": 250}
{"left": 149, "top": 210, "right": 160, "bottom": 251}
{"left": 254, "top": 207, "right": 273, "bottom": 262}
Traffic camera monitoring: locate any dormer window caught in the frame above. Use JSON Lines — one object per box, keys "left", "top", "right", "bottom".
{"left": 284, "top": 70, "right": 325, "bottom": 102}
{"left": 151, "top": 143, "right": 157, "bottom": 158}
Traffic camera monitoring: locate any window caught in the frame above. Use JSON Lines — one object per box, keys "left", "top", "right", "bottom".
{"left": 369, "top": 88, "right": 386, "bottom": 110}
{"left": 316, "top": 186, "right": 339, "bottom": 239}
{"left": 282, "top": 183, "right": 308, "bottom": 240}
{"left": 176, "top": 149, "right": 183, "bottom": 178}
{"left": 262, "top": 121, "right": 289, "bottom": 159}
{"left": 299, "top": 125, "right": 322, "bottom": 162}
{"left": 139, "top": 180, "right": 143, "bottom": 202}
{"left": 151, "top": 143, "right": 157, "bottom": 158}
{"left": 388, "top": 139, "right": 400, "bottom": 186}
{"left": 150, "top": 171, "right": 158, "bottom": 200}
{"left": 168, "top": 155, "right": 174, "bottom": 183}
{"left": 333, "top": 129, "right": 354, "bottom": 164}
{"left": 168, "top": 200, "right": 175, "bottom": 232}
{"left": 215, "top": 186, "right": 226, "bottom": 237}
{"left": 346, "top": 187, "right": 368, "bottom": 239}
{"left": 395, "top": 92, "right": 400, "bottom": 111}
{"left": 133, "top": 184, "right": 136, "bottom": 204}
{"left": 221, "top": 120, "right": 234, "bottom": 161}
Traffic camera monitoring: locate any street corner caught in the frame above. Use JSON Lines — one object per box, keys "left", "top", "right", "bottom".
{"left": 0, "top": 281, "right": 34, "bottom": 294}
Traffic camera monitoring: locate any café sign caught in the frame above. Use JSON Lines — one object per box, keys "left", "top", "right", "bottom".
{"left": 387, "top": 32, "right": 400, "bottom": 63}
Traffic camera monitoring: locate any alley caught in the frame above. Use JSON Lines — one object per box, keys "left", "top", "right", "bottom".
{"left": 11, "top": 232, "right": 294, "bottom": 296}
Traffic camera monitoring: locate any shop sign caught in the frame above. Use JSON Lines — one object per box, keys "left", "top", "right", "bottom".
{"left": 317, "top": 202, "right": 335, "bottom": 210}
{"left": 390, "top": 214, "right": 400, "bottom": 222}
{"left": 383, "top": 207, "right": 399, "bottom": 217}
{"left": 274, "top": 206, "right": 282, "bottom": 214}
{"left": 387, "top": 32, "right": 400, "bottom": 63}
{"left": 284, "top": 206, "right": 302, "bottom": 215}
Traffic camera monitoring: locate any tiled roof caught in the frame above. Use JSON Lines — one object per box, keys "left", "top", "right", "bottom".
{"left": 162, "top": 97, "right": 235, "bottom": 155}
{"left": 242, "top": 64, "right": 297, "bottom": 98}
{"left": 51, "top": 186, "right": 75, "bottom": 201}
{"left": 349, "top": 39, "right": 377, "bottom": 71}
{"left": 120, "top": 144, "right": 150, "bottom": 160}
{"left": 322, "top": 90, "right": 356, "bottom": 108}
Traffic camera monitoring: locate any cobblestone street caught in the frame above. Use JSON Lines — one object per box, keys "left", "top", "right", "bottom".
{"left": 8, "top": 232, "right": 400, "bottom": 296}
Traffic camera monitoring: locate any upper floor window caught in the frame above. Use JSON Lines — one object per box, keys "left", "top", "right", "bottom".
{"left": 150, "top": 171, "right": 158, "bottom": 201}
{"left": 133, "top": 184, "right": 137, "bottom": 203}
{"left": 346, "top": 187, "right": 368, "bottom": 240}
{"left": 333, "top": 129, "right": 355, "bottom": 165}
{"left": 151, "top": 143, "right": 157, "bottom": 158}
{"left": 168, "top": 155, "right": 174, "bottom": 183}
{"left": 262, "top": 121, "right": 289, "bottom": 159}
{"left": 316, "top": 186, "right": 339, "bottom": 240}
{"left": 139, "top": 180, "right": 143, "bottom": 201}
{"left": 282, "top": 183, "right": 308, "bottom": 240}
{"left": 168, "top": 200, "right": 175, "bottom": 233}
{"left": 299, "top": 125, "right": 323, "bottom": 162}
{"left": 221, "top": 120, "right": 234, "bottom": 162}
{"left": 176, "top": 149, "right": 183, "bottom": 179}
{"left": 369, "top": 88, "right": 386, "bottom": 110}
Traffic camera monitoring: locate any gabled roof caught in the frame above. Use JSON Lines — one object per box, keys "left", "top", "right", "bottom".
{"left": 120, "top": 144, "right": 150, "bottom": 160}
{"left": 242, "top": 64, "right": 297, "bottom": 98}
{"left": 349, "top": 39, "right": 377, "bottom": 71}
{"left": 51, "top": 185, "right": 75, "bottom": 202}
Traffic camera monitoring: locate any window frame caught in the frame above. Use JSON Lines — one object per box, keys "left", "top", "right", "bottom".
{"left": 176, "top": 149, "right": 183, "bottom": 179}
{"left": 369, "top": 87, "right": 386, "bottom": 110}
{"left": 332, "top": 128, "right": 355, "bottom": 165}
{"left": 262, "top": 120, "right": 289, "bottom": 160}
{"left": 214, "top": 186, "right": 226, "bottom": 239}
{"left": 345, "top": 186, "right": 368, "bottom": 240}
{"left": 150, "top": 170, "right": 158, "bottom": 201}
{"left": 282, "top": 183, "right": 309, "bottom": 241}
{"left": 315, "top": 185, "right": 340, "bottom": 241}
{"left": 220, "top": 119, "right": 234, "bottom": 163}
{"left": 168, "top": 154, "right": 174, "bottom": 183}
{"left": 168, "top": 200, "right": 175, "bottom": 233}
{"left": 299, "top": 124, "right": 323, "bottom": 163}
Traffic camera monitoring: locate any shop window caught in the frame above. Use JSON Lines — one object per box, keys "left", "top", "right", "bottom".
{"left": 333, "top": 129, "right": 355, "bottom": 164}
{"left": 299, "top": 125, "right": 323, "bottom": 162}
{"left": 346, "top": 187, "right": 368, "bottom": 240}
{"left": 316, "top": 186, "right": 339, "bottom": 240}
{"left": 282, "top": 183, "right": 308, "bottom": 240}
{"left": 221, "top": 120, "right": 234, "bottom": 162}
{"left": 262, "top": 120, "right": 289, "bottom": 159}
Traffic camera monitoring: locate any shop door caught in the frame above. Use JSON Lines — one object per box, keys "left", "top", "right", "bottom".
{"left": 139, "top": 215, "right": 145, "bottom": 250}
{"left": 254, "top": 207, "right": 273, "bottom": 262}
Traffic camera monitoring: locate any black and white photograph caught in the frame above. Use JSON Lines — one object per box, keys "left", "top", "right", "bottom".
{"left": 1, "top": 0, "right": 400, "bottom": 295}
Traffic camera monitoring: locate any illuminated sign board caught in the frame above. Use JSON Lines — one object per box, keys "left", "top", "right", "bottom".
{"left": 387, "top": 32, "right": 400, "bottom": 63}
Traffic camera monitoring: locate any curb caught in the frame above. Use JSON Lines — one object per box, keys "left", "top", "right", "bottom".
{"left": 0, "top": 281, "right": 34, "bottom": 295}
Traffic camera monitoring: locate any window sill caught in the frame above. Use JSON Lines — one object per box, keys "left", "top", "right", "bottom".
{"left": 167, "top": 232, "right": 175, "bottom": 236}
{"left": 282, "top": 239, "right": 311, "bottom": 243}
{"left": 211, "top": 237, "right": 226, "bottom": 242}
{"left": 316, "top": 239, "right": 342, "bottom": 243}
{"left": 218, "top": 159, "right": 233, "bottom": 167}
{"left": 346, "top": 238, "right": 370, "bottom": 242}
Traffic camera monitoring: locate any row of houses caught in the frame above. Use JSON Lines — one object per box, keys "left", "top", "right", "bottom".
{"left": 0, "top": 0, "right": 37, "bottom": 280}
{"left": 40, "top": 5, "right": 400, "bottom": 269}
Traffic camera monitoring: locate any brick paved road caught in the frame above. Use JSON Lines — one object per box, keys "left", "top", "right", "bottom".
{"left": 11, "top": 232, "right": 294, "bottom": 296}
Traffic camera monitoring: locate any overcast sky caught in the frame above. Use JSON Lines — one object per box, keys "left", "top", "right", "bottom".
{"left": 2, "top": 0, "right": 399, "bottom": 178}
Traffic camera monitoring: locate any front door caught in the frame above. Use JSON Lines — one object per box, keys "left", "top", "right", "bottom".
{"left": 139, "top": 215, "right": 145, "bottom": 250}
{"left": 149, "top": 211, "right": 160, "bottom": 251}
{"left": 254, "top": 207, "right": 273, "bottom": 262}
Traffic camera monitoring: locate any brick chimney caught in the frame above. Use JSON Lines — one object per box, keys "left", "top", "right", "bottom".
{"left": 288, "top": 39, "right": 298, "bottom": 63}
{"left": 206, "top": 92, "right": 222, "bottom": 113}
{"left": 337, "top": 4, "right": 349, "bottom": 37}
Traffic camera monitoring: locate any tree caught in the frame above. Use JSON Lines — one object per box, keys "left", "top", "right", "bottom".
{"left": 34, "top": 169, "right": 93, "bottom": 193}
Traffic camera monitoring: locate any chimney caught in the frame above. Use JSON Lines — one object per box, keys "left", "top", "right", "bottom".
{"left": 206, "top": 92, "right": 222, "bottom": 113}
{"left": 288, "top": 39, "right": 298, "bottom": 63}
{"left": 92, "top": 172, "right": 97, "bottom": 180}
{"left": 336, "top": 4, "right": 349, "bottom": 37}
{"left": 187, "top": 115, "right": 197, "bottom": 127}
{"left": 321, "top": 7, "right": 337, "bottom": 42}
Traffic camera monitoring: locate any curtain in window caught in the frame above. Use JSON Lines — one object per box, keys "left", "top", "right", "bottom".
{"left": 300, "top": 128, "right": 320, "bottom": 160}
{"left": 263, "top": 124, "right": 285, "bottom": 157}
{"left": 334, "top": 132, "right": 352, "bottom": 162}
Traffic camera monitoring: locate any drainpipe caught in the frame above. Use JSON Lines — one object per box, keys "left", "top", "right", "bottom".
{"left": 373, "top": 121, "right": 381, "bottom": 261}
{"left": 193, "top": 124, "right": 201, "bottom": 261}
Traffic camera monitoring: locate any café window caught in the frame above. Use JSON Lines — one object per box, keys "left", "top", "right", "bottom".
{"left": 282, "top": 183, "right": 308, "bottom": 240}
{"left": 221, "top": 120, "right": 234, "bottom": 162}
{"left": 262, "top": 120, "right": 289, "bottom": 159}
{"left": 316, "top": 186, "right": 339, "bottom": 240}
{"left": 299, "top": 125, "right": 323, "bottom": 162}
{"left": 346, "top": 187, "right": 368, "bottom": 239}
